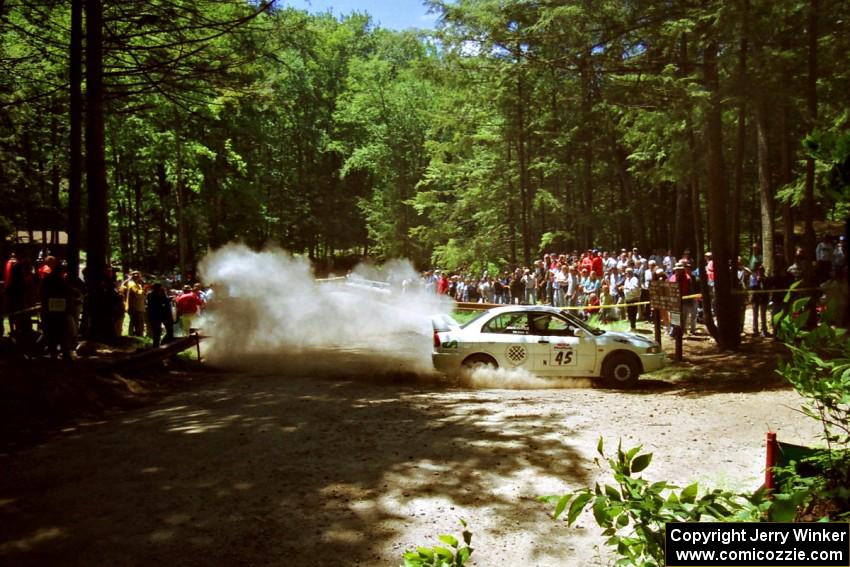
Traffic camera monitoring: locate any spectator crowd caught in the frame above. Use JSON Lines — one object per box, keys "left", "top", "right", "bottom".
{"left": 2, "top": 250, "right": 210, "bottom": 361}
{"left": 414, "top": 235, "right": 848, "bottom": 335}
{"left": 1, "top": 233, "right": 847, "bottom": 361}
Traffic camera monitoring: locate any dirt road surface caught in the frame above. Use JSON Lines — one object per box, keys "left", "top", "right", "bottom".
{"left": 0, "top": 361, "right": 822, "bottom": 566}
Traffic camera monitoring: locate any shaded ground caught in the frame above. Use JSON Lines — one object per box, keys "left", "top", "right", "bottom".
{"left": 0, "top": 332, "right": 823, "bottom": 566}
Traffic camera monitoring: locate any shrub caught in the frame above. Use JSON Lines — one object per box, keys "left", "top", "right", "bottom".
{"left": 401, "top": 520, "right": 473, "bottom": 567}
{"left": 542, "top": 438, "right": 768, "bottom": 567}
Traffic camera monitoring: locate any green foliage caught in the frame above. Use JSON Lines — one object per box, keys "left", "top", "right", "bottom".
{"left": 401, "top": 520, "right": 473, "bottom": 567}
{"left": 774, "top": 297, "right": 850, "bottom": 514}
{"left": 541, "top": 438, "right": 768, "bottom": 567}
{"left": 2, "top": 0, "right": 850, "bottom": 276}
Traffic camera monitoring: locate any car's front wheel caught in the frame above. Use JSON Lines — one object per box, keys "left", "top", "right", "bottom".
{"left": 602, "top": 352, "right": 641, "bottom": 387}
{"left": 462, "top": 353, "right": 498, "bottom": 371}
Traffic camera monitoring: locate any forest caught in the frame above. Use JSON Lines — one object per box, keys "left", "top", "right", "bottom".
{"left": 2, "top": 1, "right": 849, "bottom": 325}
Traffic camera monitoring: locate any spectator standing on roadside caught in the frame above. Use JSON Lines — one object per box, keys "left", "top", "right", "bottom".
{"left": 607, "top": 266, "right": 624, "bottom": 319}
{"left": 591, "top": 251, "right": 603, "bottom": 281}
{"left": 436, "top": 272, "right": 450, "bottom": 295}
{"left": 816, "top": 234, "right": 834, "bottom": 283}
{"left": 580, "top": 252, "right": 593, "bottom": 275}
{"left": 749, "top": 243, "right": 762, "bottom": 272}
{"left": 175, "top": 284, "right": 204, "bottom": 336}
{"left": 522, "top": 269, "right": 538, "bottom": 305}
{"left": 493, "top": 276, "right": 505, "bottom": 304}
{"left": 122, "top": 271, "right": 146, "bottom": 337}
{"left": 109, "top": 268, "right": 125, "bottom": 337}
{"left": 3, "top": 252, "right": 17, "bottom": 336}
{"left": 623, "top": 267, "right": 641, "bottom": 331}
{"left": 641, "top": 259, "right": 654, "bottom": 320}
{"left": 509, "top": 270, "right": 524, "bottom": 305}
{"left": 600, "top": 283, "right": 614, "bottom": 322}
{"left": 663, "top": 250, "right": 675, "bottom": 274}
{"left": 833, "top": 236, "right": 846, "bottom": 275}
{"left": 565, "top": 266, "right": 578, "bottom": 308}
{"left": 40, "top": 259, "right": 72, "bottom": 360}
{"left": 749, "top": 266, "right": 769, "bottom": 337}
{"left": 549, "top": 264, "right": 562, "bottom": 307}
{"left": 670, "top": 262, "right": 696, "bottom": 335}
{"left": 146, "top": 283, "right": 174, "bottom": 347}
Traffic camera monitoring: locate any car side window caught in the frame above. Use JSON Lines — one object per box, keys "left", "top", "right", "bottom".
{"left": 548, "top": 316, "right": 574, "bottom": 336}
{"left": 529, "top": 314, "right": 573, "bottom": 336}
{"left": 482, "top": 313, "right": 528, "bottom": 335}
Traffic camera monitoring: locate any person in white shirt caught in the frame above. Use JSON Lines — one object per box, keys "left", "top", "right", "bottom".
{"left": 642, "top": 260, "right": 656, "bottom": 320}
{"left": 816, "top": 234, "right": 834, "bottom": 283}
{"left": 553, "top": 265, "right": 568, "bottom": 307}
{"left": 623, "top": 267, "right": 642, "bottom": 331}
{"left": 522, "top": 269, "right": 538, "bottom": 305}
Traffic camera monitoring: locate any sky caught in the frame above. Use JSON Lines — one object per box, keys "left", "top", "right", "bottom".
{"left": 281, "top": 0, "right": 439, "bottom": 31}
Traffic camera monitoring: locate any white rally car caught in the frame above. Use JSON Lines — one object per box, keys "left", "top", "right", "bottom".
{"left": 432, "top": 305, "right": 666, "bottom": 386}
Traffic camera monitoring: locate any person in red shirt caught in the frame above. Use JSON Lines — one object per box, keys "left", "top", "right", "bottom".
{"left": 591, "top": 250, "right": 603, "bottom": 279}
{"left": 669, "top": 261, "right": 696, "bottom": 334}
{"left": 38, "top": 256, "right": 57, "bottom": 280}
{"left": 4, "top": 252, "right": 17, "bottom": 289}
{"left": 580, "top": 252, "right": 593, "bottom": 275}
{"left": 436, "top": 272, "right": 450, "bottom": 295}
{"left": 175, "top": 285, "right": 204, "bottom": 336}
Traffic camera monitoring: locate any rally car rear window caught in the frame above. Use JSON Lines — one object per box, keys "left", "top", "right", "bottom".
{"left": 482, "top": 313, "right": 528, "bottom": 334}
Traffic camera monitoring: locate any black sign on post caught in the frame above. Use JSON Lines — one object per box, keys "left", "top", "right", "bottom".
{"left": 649, "top": 281, "right": 681, "bottom": 313}
{"left": 650, "top": 280, "right": 684, "bottom": 361}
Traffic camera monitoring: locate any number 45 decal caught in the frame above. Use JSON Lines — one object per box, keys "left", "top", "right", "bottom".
{"left": 552, "top": 349, "right": 574, "bottom": 365}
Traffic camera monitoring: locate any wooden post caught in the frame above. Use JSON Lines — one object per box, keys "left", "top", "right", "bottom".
{"left": 654, "top": 308, "right": 662, "bottom": 345}
{"left": 675, "top": 291, "right": 683, "bottom": 361}
{"left": 675, "top": 325, "right": 683, "bottom": 361}
{"left": 764, "top": 431, "right": 777, "bottom": 494}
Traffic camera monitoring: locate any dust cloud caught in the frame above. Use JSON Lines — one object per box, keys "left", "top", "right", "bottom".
{"left": 458, "top": 366, "right": 593, "bottom": 390}
{"left": 197, "top": 244, "right": 451, "bottom": 377}
{"left": 196, "top": 244, "right": 592, "bottom": 390}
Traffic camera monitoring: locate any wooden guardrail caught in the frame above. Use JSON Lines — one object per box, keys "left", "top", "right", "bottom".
{"left": 108, "top": 332, "right": 204, "bottom": 371}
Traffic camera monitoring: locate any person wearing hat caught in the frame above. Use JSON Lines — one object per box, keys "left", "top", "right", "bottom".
{"left": 669, "top": 261, "right": 696, "bottom": 334}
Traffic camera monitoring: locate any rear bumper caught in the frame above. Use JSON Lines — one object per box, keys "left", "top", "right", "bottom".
{"left": 432, "top": 352, "right": 463, "bottom": 375}
{"left": 639, "top": 352, "right": 667, "bottom": 373}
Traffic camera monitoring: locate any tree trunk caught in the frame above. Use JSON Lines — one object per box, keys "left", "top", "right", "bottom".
{"left": 68, "top": 0, "right": 82, "bottom": 280}
{"left": 729, "top": 0, "right": 750, "bottom": 263}
{"left": 174, "top": 117, "right": 189, "bottom": 278}
{"left": 516, "top": 72, "right": 530, "bottom": 266}
{"left": 704, "top": 41, "right": 739, "bottom": 350}
{"left": 580, "top": 53, "right": 594, "bottom": 249}
{"left": 134, "top": 178, "right": 143, "bottom": 267}
{"left": 84, "top": 0, "right": 114, "bottom": 341}
{"left": 673, "top": 182, "right": 692, "bottom": 256}
{"left": 802, "top": 0, "right": 818, "bottom": 262}
{"left": 801, "top": 0, "right": 819, "bottom": 327}
{"left": 156, "top": 164, "right": 170, "bottom": 272}
{"left": 50, "top": 108, "right": 61, "bottom": 246}
{"left": 754, "top": 98, "right": 775, "bottom": 276}
{"left": 779, "top": 99, "right": 795, "bottom": 265}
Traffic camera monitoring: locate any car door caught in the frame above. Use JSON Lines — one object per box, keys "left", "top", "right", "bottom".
{"left": 478, "top": 311, "right": 536, "bottom": 369}
{"left": 528, "top": 313, "right": 596, "bottom": 375}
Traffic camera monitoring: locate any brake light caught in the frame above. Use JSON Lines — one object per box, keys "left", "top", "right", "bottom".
{"left": 433, "top": 330, "right": 441, "bottom": 348}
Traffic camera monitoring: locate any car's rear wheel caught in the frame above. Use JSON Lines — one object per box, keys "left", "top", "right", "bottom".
{"left": 462, "top": 354, "right": 498, "bottom": 370}
{"left": 602, "top": 352, "right": 640, "bottom": 387}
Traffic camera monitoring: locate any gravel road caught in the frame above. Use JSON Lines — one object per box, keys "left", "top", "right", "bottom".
{"left": 0, "top": 367, "right": 822, "bottom": 566}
